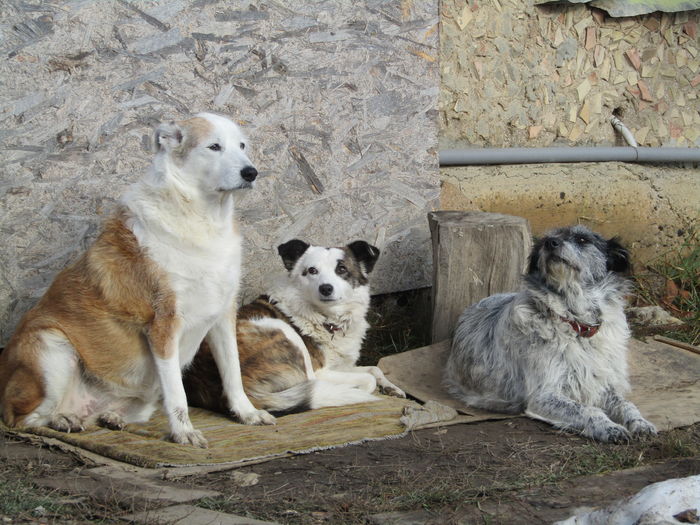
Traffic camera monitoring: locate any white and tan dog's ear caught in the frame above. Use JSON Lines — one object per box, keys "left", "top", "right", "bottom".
{"left": 154, "top": 121, "right": 184, "bottom": 152}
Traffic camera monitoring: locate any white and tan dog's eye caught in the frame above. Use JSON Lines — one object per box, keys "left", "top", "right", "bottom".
{"left": 239, "top": 142, "right": 245, "bottom": 150}
{"left": 307, "top": 267, "right": 318, "bottom": 275}
{"left": 208, "top": 143, "right": 221, "bottom": 151}
{"left": 336, "top": 263, "right": 347, "bottom": 275}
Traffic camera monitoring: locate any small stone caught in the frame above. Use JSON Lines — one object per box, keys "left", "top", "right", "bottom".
{"left": 638, "top": 80, "right": 653, "bottom": 101}
{"left": 594, "top": 45, "right": 604, "bottom": 67}
{"left": 33, "top": 506, "right": 46, "bottom": 517}
{"left": 635, "top": 126, "right": 650, "bottom": 144}
{"left": 625, "top": 48, "right": 642, "bottom": 70}
{"left": 691, "top": 74, "right": 700, "bottom": 87}
{"left": 683, "top": 21, "right": 697, "bottom": 39}
{"left": 579, "top": 101, "right": 591, "bottom": 124}
{"left": 585, "top": 27, "right": 597, "bottom": 50}
{"left": 529, "top": 125, "right": 543, "bottom": 139}
{"left": 577, "top": 78, "right": 591, "bottom": 101}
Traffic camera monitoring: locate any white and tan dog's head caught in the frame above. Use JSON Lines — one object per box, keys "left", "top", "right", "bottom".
{"left": 277, "top": 239, "right": 380, "bottom": 309}
{"left": 154, "top": 112, "right": 257, "bottom": 193}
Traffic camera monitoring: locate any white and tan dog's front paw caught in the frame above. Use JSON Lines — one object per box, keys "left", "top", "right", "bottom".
{"left": 236, "top": 409, "right": 276, "bottom": 426}
{"left": 169, "top": 428, "right": 208, "bottom": 448}
{"left": 627, "top": 417, "right": 657, "bottom": 437}
{"left": 381, "top": 383, "right": 406, "bottom": 398}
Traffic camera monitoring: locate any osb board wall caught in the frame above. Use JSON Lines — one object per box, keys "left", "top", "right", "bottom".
{"left": 0, "top": 1, "right": 440, "bottom": 346}
{"left": 440, "top": 0, "right": 700, "bottom": 148}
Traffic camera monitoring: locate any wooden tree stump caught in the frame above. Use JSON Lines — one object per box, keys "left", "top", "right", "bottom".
{"left": 428, "top": 211, "right": 532, "bottom": 343}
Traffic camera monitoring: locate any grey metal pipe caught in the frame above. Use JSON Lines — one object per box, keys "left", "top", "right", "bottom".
{"left": 439, "top": 147, "right": 700, "bottom": 166}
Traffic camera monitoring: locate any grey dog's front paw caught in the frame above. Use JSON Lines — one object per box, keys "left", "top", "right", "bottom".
{"left": 627, "top": 417, "right": 657, "bottom": 437}
{"left": 592, "top": 422, "right": 631, "bottom": 443}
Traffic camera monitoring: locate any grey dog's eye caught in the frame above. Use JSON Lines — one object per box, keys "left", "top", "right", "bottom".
{"left": 576, "top": 236, "right": 588, "bottom": 245}
{"left": 208, "top": 143, "right": 221, "bottom": 151}
{"left": 239, "top": 142, "right": 245, "bottom": 150}
{"left": 307, "top": 267, "right": 318, "bottom": 275}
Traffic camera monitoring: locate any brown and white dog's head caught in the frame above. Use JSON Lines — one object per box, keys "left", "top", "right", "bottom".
{"left": 277, "top": 240, "right": 380, "bottom": 307}
{"left": 154, "top": 112, "right": 257, "bottom": 193}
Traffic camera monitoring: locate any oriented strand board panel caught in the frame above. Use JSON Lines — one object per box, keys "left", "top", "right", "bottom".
{"left": 0, "top": 1, "right": 440, "bottom": 345}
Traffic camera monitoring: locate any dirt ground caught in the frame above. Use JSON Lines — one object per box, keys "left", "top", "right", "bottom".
{"left": 2, "top": 417, "right": 699, "bottom": 524}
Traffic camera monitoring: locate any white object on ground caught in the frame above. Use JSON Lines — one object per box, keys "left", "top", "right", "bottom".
{"left": 555, "top": 475, "right": 700, "bottom": 525}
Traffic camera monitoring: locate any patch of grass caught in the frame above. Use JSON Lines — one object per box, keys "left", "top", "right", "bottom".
{"left": 0, "top": 478, "right": 65, "bottom": 518}
{"left": 633, "top": 226, "right": 700, "bottom": 345}
{"left": 360, "top": 288, "right": 432, "bottom": 366}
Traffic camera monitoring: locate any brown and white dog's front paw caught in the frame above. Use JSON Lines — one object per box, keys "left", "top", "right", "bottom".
{"left": 48, "top": 414, "right": 85, "bottom": 433}
{"left": 97, "top": 411, "right": 126, "bottom": 431}
{"left": 236, "top": 409, "right": 276, "bottom": 426}
{"left": 168, "top": 428, "right": 208, "bottom": 448}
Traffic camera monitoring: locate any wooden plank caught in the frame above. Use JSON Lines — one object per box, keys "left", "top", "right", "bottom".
{"left": 428, "top": 211, "right": 531, "bottom": 343}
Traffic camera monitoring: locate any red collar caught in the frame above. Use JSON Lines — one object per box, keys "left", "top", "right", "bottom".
{"left": 323, "top": 322, "right": 343, "bottom": 335}
{"left": 561, "top": 317, "right": 600, "bottom": 338}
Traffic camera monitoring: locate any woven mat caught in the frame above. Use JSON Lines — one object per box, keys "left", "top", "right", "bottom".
{"left": 378, "top": 338, "right": 700, "bottom": 431}
{"left": 1, "top": 396, "right": 417, "bottom": 468}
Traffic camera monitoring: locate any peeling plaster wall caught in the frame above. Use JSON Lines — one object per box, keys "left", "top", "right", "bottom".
{"left": 0, "top": 0, "right": 440, "bottom": 346}
{"left": 439, "top": 0, "right": 699, "bottom": 256}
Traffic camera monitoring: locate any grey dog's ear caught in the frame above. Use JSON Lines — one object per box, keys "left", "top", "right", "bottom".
{"left": 154, "top": 121, "right": 184, "bottom": 152}
{"left": 527, "top": 237, "right": 544, "bottom": 275}
{"left": 346, "top": 240, "right": 380, "bottom": 274}
{"left": 278, "top": 239, "right": 310, "bottom": 271}
{"left": 606, "top": 237, "right": 631, "bottom": 274}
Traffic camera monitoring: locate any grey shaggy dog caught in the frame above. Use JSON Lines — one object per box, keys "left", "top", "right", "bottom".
{"left": 444, "top": 225, "right": 657, "bottom": 443}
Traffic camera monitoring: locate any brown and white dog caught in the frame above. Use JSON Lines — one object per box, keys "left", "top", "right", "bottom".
{"left": 184, "top": 240, "right": 406, "bottom": 413}
{"left": 0, "top": 113, "right": 274, "bottom": 447}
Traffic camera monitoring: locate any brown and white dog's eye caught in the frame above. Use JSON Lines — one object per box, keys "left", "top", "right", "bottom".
{"left": 239, "top": 142, "right": 245, "bottom": 150}
{"left": 336, "top": 263, "right": 347, "bottom": 275}
{"left": 208, "top": 143, "right": 222, "bottom": 151}
{"left": 307, "top": 267, "right": 318, "bottom": 275}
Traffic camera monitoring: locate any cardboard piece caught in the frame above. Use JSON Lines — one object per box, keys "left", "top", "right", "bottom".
{"left": 378, "top": 338, "right": 700, "bottom": 430}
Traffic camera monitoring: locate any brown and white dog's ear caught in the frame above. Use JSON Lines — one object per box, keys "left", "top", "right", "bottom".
{"left": 154, "top": 121, "right": 184, "bottom": 153}
{"left": 278, "top": 239, "right": 310, "bottom": 271}
{"left": 346, "top": 240, "right": 380, "bottom": 274}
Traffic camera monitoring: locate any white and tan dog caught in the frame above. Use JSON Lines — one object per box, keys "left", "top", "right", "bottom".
{"left": 184, "top": 239, "right": 406, "bottom": 413}
{"left": 0, "top": 113, "right": 274, "bottom": 447}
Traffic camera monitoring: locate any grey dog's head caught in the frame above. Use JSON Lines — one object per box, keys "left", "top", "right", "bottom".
{"left": 527, "top": 225, "right": 630, "bottom": 288}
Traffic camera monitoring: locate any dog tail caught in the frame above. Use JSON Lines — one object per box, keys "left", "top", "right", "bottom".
{"left": 250, "top": 380, "right": 378, "bottom": 414}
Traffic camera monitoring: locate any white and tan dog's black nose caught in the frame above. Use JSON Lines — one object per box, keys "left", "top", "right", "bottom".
{"left": 240, "top": 166, "right": 258, "bottom": 182}
{"left": 319, "top": 284, "right": 333, "bottom": 297}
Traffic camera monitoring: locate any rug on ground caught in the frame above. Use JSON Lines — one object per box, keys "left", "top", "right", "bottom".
{"left": 1, "top": 396, "right": 418, "bottom": 468}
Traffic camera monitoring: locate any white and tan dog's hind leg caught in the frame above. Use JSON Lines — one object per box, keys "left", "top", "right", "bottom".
{"left": 353, "top": 365, "right": 405, "bottom": 398}
{"left": 205, "top": 314, "right": 275, "bottom": 425}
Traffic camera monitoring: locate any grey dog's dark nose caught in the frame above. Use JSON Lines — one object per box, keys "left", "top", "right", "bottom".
{"left": 319, "top": 284, "right": 333, "bottom": 297}
{"left": 545, "top": 238, "right": 560, "bottom": 250}
{"left": 240, "top": 166, "right": 258, "bottom": 182}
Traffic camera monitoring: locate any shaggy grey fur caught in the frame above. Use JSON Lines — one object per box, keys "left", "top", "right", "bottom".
{"left": 444, "top": 225, "right": 657, "bottom": 443}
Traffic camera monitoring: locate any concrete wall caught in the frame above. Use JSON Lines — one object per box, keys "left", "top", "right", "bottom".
{"left": 0, "top": 0, "right": 439, "bottom": 346}
{"left": 439, "top": 0, "right": 699, "bottom": 254}
{"left": 442, "top": 163, "right": 698, "bottom": 262}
